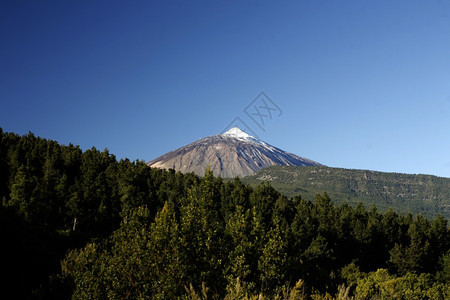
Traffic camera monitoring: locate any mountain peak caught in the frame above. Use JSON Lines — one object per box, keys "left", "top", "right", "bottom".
{"left": 148, "top": 127, "right": 323, "bottom": 177}
{"left": 222, "top": 127, "right": 253, "bottom": 139}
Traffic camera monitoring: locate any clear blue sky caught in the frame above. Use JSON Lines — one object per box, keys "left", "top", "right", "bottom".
{"left": 1, "top": 1, "right": 450, "bottom": 177}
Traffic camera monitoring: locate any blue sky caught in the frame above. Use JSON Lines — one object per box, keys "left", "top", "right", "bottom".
{"left": 1, "top": 1, "right": 449, "bottom": 177}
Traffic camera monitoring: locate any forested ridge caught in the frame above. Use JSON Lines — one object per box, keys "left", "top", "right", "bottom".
{"left": 243, "top": 166, "right": 450, "bottom": 220}
{"left": 0, "top": 128, "right": 449, "bottom": 299}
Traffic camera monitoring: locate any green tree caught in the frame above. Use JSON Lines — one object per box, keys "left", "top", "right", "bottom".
{"left": 7, "top": 165, "right": 35, "bottom": 221}
{"left": 355, "top": 269, "right": 397, "bottom": 299}
{"left": 104, "top": 206, "right": 154, "bottom": 299}
{"left": 61, "top": 243, "right": 108, "bottom": 299}
{"left": 436, "top": 250, "right": 450, "bottom": 283}
{"left": 147, "top": 201, "right": 184, "bottom": 297}
{"left": 389, "top": 215, "right": 432, "bottom": 275}
{"left": 180, "top": 171, "right": 225, "bottom": 295}
{"left": 355, "top": 269, "right": 450, "bottom": 300}
{"left": 300, "top": 234, "right": 335, "bottom": 292}
{"left": 224, "top": 205, "right": 254, "bottom": 292}
{"left": 258, "top": 214, "right": 287, "bottom": 294}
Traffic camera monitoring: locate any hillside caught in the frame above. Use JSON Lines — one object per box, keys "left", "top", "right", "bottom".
{"left": 242, "top": 166, "right": 450, "bottom": 219}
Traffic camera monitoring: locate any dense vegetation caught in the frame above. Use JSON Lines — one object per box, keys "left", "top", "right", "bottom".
{"left": 242, "top": 166, "right": 450, "bottom": 220}
{"left": 1, "top": 128, "right": 449, "bottom": 299}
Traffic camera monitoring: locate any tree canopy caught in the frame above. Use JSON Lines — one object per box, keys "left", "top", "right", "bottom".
{"left": 0, "top": 128, "right": 448, "bottom": 299}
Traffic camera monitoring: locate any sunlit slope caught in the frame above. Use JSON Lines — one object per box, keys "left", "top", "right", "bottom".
{"left": 242, "top": 166, "right": 450, "bottom": 219}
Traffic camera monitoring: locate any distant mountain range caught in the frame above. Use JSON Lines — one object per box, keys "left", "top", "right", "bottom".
{"left": 241, "top": 166, "right": 450, "bottom": 219}
{"left": 148, "top": 127, "right": 322, "bottom": 177}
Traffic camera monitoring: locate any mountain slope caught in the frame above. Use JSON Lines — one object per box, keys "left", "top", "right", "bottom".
{"left": 242, "top": 165, "right": 450, "bottom": 219}
{"left": 148, "top": 127, "right": 323, "bottom": 177}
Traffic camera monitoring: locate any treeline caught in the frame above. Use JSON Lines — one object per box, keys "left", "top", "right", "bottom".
{"left": 0, "top": 129, "right": 199, "bottom": 298}
{"left": 0, "top": 129, "right": 449, "bottom": 299}
{"left": 243, "top": 166, "right": 450, "bottom": 219}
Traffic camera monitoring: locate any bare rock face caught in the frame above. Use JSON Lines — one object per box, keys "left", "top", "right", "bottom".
{"left": 147, "top": 127, "right": 323, "bottom": 178}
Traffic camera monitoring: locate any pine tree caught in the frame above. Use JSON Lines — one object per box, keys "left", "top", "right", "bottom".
{"left": 180, "top": 173, "right": 225, "bottom": 295}
{"left": 225, "top": 205, "right": 253, "bottom": 291}
{"left": 389, "top": 215, "right": 432, "bottom": 275}
{"left": 258, "top": 214, "right": 287, "bottom": 294}
{"left": 147, "top": 201, "right": 184, "bottom": 297}
{"left": 8, "top": 165, "right": 35, "bottom": 221}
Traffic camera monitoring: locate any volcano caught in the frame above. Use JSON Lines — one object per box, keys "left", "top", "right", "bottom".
{"left": 147, "top": 127, "right": 323, "bottom": 177}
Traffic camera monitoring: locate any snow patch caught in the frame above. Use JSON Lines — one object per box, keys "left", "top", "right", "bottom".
{"left": 221, "top": 127, "right": 282, "bottom": 154}
{"left": 223, "top": 127, "right": 253, "bottom": 139}
{"left": 222, "top": 127, "right": 262, "bottom": 144}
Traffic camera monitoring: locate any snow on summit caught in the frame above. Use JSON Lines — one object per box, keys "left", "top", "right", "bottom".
{"left": 222, "top": 127, "right": 253, "bottom": 139}
{"left": 222, "top": 127, "right": 279, "bottom": 152}
{"left": 222, "top": 127, "right": 262, "bottom": 144}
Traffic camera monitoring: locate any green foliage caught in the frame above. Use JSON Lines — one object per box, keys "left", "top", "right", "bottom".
{"left": 0, "top": 129, "right": 200, "bottom": 297}
{"left": 6, "top": 165, "right": 36, "bottom": 221}
{"left": 340, "top": 263, "right": 362, "bottom": 290}
{"left": 242, "top": 166, "right": 450, "bottom": 219}
{"left": 258, "top": 215, "right": 287, "bottom": 294}
{"left": 179, "top": 185, "right": 226, "bottom": 294}
{"left": 224, "top": 205, "right": 253, "bottom": 291}
{"left": 61, "top": 242, "right": 107, "bottom": 299}
{"left": 60, "top": 204, "right": 185, "bottom": 299}
{"left": 436, "top": 250, "right": 450, "bottom": 283}
{"left": 388, "top": 215, "right": 440, "bottom": 275}
{"left": 1, "top": 128, "right": 448, "bottom": 298}
{"left": 355, "top": 269, "right": 449, "bottom": 299}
